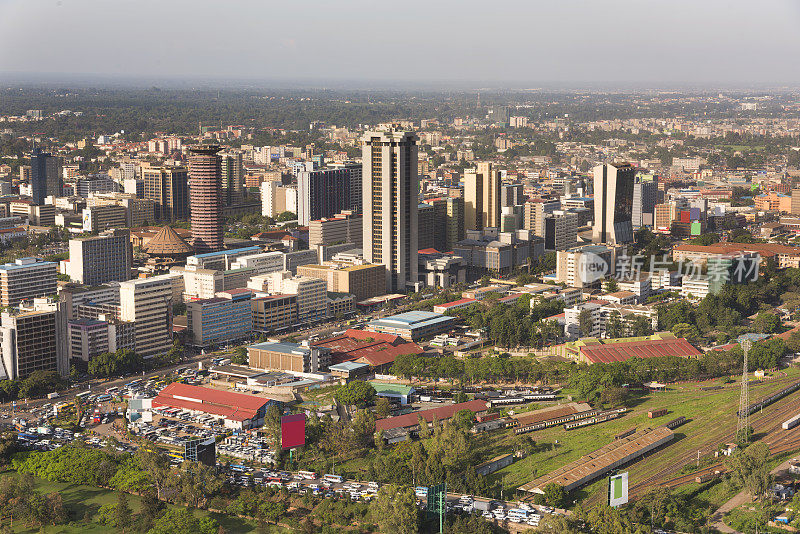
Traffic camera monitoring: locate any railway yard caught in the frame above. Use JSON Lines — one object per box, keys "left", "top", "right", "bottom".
{"left": 470, "top": 370, "right": 800, "bottom": 506}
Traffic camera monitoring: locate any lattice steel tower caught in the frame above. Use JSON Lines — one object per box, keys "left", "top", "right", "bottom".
{"left": 737, "top": 339, "right": 753, "bottom": 444}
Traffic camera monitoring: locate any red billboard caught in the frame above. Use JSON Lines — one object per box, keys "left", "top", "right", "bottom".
{"left": 281, "top": 413, "right": 306, "bottom": 450}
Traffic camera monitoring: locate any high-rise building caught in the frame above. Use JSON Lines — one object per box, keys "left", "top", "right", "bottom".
{"left": 632, "top": 175, "right": 658, "bottom": 229}
{"left": 523, "top": 199, "right": 560, "bottom": 237}
{"left": 81, "top": 204, "right": 127, "bottom": 233}
{"left": 592, "top": 163, "right": 635, "bottom": 244}
{"left": 0, "top": 299, "right": 68, "bottom": 380}
{"left": 308, "top": 212, "right": 363, "bottom": 247}
{"left": 0, "top": 258, "right": 58, "bottom": 307}
{"left": 188, "top": 145, "right": 224, "bottom": 253}
{"left": 430, "top": 197, "right": 465, "bottom": 252}
{"left": 361, "top": 129, "right": 419, "bottom": 292}
{"left": 329, "top": 161, "right": 363, "bottom": 214}
{"left": 66, "top": 229, "right": 132, "bottom": 286}
{"left": 29, "top": 147, "right": 61, "bottom": 206}
{"left": 464, "top": 162, "right": 501, "bottom": 231}
{"left": 501, "top": 184, "right": 524, "bottom": 208}
{"left": 187, "top": 289, "right": 252, "bottom": 347}
{"left": 544, "top": 210, "right": 579, "bottom": 251}
{"left": 418, "top": 203, "right": 436, "bottom": 250}
{"left": 119, "top": 275, "right": 174, "bottom": 358}
{"left": 142, "top": 166, "right": 189, "bottom": 221}
{"left": 555, "top": 245, "right": 616, "bottom": 289}
{"left": 219, "top": 150, "right": 244, "bottom": 204}
{"left": 297, "top": 263, "right": 385, "bottom": 302}
{"left": 297, "top": 168, "right": 351, "bottom": 226}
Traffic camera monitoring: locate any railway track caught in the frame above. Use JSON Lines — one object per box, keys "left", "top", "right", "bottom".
{"left": 626, "top": 390, "right": 800, "bottom": 498}
{"left": 574, "top": 378, "right": 800, "bottom": 506}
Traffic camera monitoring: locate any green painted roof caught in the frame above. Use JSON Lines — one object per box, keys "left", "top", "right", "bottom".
{"left": 369, "top": 382, "right": 414, "bottom": 396}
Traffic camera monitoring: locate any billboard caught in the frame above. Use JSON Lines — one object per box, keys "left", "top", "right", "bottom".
{"left": 281, "top": 413, "right": 306, "bottom": 450}
{"left": 608, "top": 472, "right": 629, "bottom": 507}
{"left": 185, "top": 437, "right": 216, "bottom": 467}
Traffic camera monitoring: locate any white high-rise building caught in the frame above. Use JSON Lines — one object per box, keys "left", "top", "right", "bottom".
{"left": 261, "top": 180, "right": 279, "bottom": 218}
{"left": 119, "top": 275, "right": 174, "bottom": 358}
{"left": 67, "top": 229, "right": 132, "bottom": 286}
{"left": 361, "top": 129, "right": 419, "bottom": 292}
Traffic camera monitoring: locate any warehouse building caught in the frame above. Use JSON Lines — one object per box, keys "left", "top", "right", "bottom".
{"left": 519, "top": 427, "right": 674, "bottom": 494}
{"left": 151, "top": 382, "right": 278, "bottom": 430}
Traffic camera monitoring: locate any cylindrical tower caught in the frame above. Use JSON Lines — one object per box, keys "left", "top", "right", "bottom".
{"left": 188, "top": 144, "right": 224, "bottom": 253}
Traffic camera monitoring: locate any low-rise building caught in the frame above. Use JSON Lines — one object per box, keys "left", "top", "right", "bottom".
{"left": 251, "top": 294, "right": 298, "bottom": 333}
{"left": 247, "top": 340, "right": 332, "bottom": 373}
{"left": 366, "top": 311, "right": 456, "bottom": 341}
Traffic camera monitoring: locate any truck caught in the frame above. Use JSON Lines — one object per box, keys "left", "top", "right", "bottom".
{"left": 47, "top": 392, "right": 59, "bottom": 399}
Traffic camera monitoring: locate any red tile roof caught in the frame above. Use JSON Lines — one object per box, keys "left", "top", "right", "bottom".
{"left": 313, "top": 330, "right": 424, "bottom": 367}
{"left": 153, "top": 383, "right": 271, "bottom": 422}
{"left": 674, "top": 243, "right": 800, "bottom": 257}
{"left": 580, "top": 338, "right": 701, "bottom": 364}
{"left": 375, "top": 400, "right": 489, "bottom": 432}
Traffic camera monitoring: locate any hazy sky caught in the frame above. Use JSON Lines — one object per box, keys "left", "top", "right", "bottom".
{"left": 2, "top": 0, "right": 800, "bottom": 87}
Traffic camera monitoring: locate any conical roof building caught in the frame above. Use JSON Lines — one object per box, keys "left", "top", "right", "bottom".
{"left": 143, "top": 225, "right": 194, "bottom": 259}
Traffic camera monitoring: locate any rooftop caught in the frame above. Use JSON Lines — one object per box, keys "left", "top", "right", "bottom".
{"left": 375, "top": 400, "right": 488, "bottom": 432}
{"left": 368, "top": 311, "right": 453, "bottom": 329}
{"left": 580, "top": 338, "right": 701, "bottom": 364}
{"left": 249, "top": 341, "right": 313, "bottom": 355}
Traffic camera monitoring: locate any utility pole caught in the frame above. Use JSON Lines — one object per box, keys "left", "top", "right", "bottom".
{"left": 737, "top": 339, "right": 753, "bottom": 444}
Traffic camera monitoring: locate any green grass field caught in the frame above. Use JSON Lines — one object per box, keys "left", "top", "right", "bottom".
{"left": 0, "top": 471, "right": 287, "bottom": 534}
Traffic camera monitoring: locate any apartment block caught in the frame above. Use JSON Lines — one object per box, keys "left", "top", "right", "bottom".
{"left": 119, "top": 275, "right": 174, "bottom": 358}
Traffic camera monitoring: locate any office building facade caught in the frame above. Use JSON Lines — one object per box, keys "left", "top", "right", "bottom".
{"left": 0, "top": 258, "right": 58, "bottom": 307}
{"left": 119, "top": 276, "right": 174, "bottom": 358}
{"left": 67, "top": 229, "right": 132, "bottom": 286}
{"left": 297, "top": 168, "right": 351, "bottom": 226}
{"left": 142, "top": 166, "right": 189, "bottom": 221}
{"left": 592, "top": 163, "right": 635, "bottom": 244}
{"left": 29, "top": 148, "right": 61, "bottom": 206}
{"left": 464, "top": 162, "right": 501, "bottom": 231}
{"left": 361, "top": 129, "right": 419, "bottom": 292}
{"left": 188, "top": 145, "right": 224, "bottom": 253}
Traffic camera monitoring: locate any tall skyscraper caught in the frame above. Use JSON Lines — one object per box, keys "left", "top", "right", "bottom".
{"left": 29, "top": 147, "right": 61, "bottom": 205}
{"left": 592, "top": 163, "right": 635, "bottom": 245}
{"left": 632, "top": 174, "right": 658, "bottom": 229}
{"left": 119, "top": 275, "right": 174, "bottom": 359}
{"left": 142, "top": 165, "right": 189, "bottom": 221}
{"left": 297, "top": 168, "right": 351, "bottom": 226}
{"left": 329, "top": 162, "right": 363, "bottom": 214}
{"left": 188, "top": 145, "right": 224, "bottom": 253}
{"left": 464, "top": 162, "right": 501, "bottom": 231}
{"left": 361, "top": 129, "right": 419, "bottom": 293}
{"left": 219, "top": 150, "right": 244, "bottom": 204}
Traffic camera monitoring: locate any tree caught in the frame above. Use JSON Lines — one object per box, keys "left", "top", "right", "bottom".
{"left": 375, "top": 397, "right": 392, "bottom": 418}
{"left": 752, "top": 312, "right": 781, "bottom": 334}
{"left": 727, "top": 442, "right": 772, "bottom": 500}
{"left": 630, "top": 316, "right": 654, "bottom": 337}
{"left": 371, "top": 484, "right": 420, "bottom": 534}
{"left": 606, "top": 312, "right": 624, "bottom": 339}
{"left": 670, "top": 322, "right": 700, "bottom": 344}
{"left": 116, "top": 492, "right": 132, "bottom": 533}
{"left": 604, "top": 278, "right": 619, "bottom": 293}
{"left": 231, "top": 346, "right": 248, "bottom": 365}
{"left": 543, "top": 482, "right": 566, "bottom": 508}
{"left": 578, "top": 309, "right": 595, "bottom": 338}
{"left": 146, "top": 508, "right": 218, "bottom": 534}
{"left": 334, "top": 380, "right": 376, "bottom": 407}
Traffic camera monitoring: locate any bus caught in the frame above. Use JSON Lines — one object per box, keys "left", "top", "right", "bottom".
{"left": 106, "top": 387, "right": 119, "bottom": 395}
{"left": 297, "top": 470, "right": 317, "bottom": 480}
{"left": 125, "top": 380, "right": 142, "bottom": 388}
{"left": 230, "top": 465, "right": 248, "bottom": 472}
{"left": 75, "top": 391, "right": 92, "bottom": 401}
{"left": 96, "top": 394, "right": 112, "bottom": 402}
{"left": 322, "top": 474, "right": 342, "bottom": 484}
